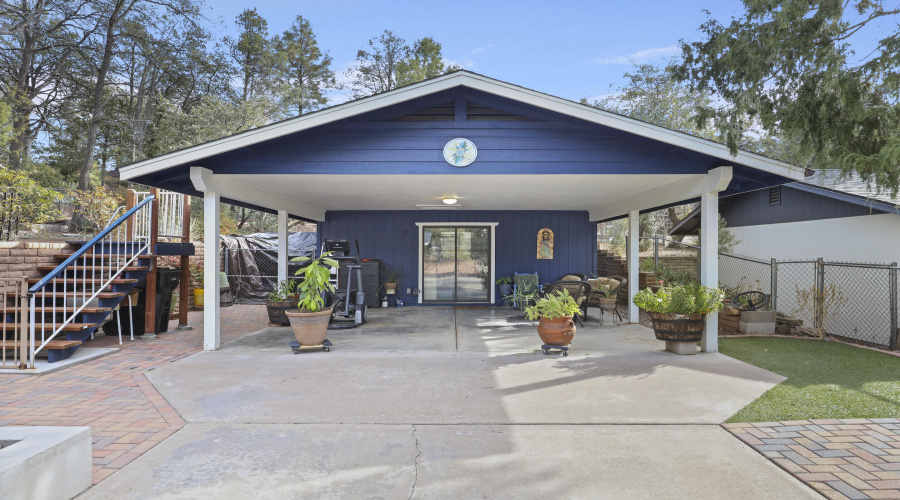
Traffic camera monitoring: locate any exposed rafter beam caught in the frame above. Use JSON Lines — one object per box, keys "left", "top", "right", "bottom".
{"left": 190, "top": 167, "right": 326, "bottom": 221}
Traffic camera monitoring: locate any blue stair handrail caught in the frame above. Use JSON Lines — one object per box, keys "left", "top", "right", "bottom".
{"left": 28, "top": 195, "right": 155, "bottom": 295}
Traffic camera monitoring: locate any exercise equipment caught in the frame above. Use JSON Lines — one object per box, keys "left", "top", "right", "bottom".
{"left": 323, "top": 239, "right": 368, "bottom": 329}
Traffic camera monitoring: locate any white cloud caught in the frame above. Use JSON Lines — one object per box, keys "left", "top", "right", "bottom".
{"left": 471, "top": 44, "right": 494, "bottom": 55}
{"left": 588, "top": 46, "right": 679, "bottom": 65}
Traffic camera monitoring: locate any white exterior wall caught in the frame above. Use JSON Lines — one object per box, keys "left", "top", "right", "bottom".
{"left": 729, "top": 213, "right": 900, "bottom": 264}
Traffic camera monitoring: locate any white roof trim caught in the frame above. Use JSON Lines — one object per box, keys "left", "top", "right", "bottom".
{"left": 119, "top": 71, "right": 805, "bottom": 182}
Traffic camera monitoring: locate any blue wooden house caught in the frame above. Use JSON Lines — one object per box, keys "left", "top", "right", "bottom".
{"left": 119, "top": 71, "right": 806, "bottom": 354}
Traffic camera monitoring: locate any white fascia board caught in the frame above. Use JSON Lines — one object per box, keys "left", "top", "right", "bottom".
{"left": 190, "top": 167, "right": 325, "bottom": 221}
{"left": 589, "top": 167, "right": 733, "bottom": 221}
{"left": 122, "top": 71, "right": 803, "bottom": 182}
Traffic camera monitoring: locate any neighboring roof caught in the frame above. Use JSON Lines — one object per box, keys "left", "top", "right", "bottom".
{"left": 119, "top": 70, "right": 805, "bottom": 182}
{"left": 669, "top": 170, "right": 900, "bottom": 236}
{"left": 799, "top": 170, "right": 900, "bottom": 207}
{"left": 668, "top": 205, "right": 702, "bottom": 236}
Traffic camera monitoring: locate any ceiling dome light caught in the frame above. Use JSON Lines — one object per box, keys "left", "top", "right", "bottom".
{"left": 442, "top": 197, "right": 458, "bottom": 205}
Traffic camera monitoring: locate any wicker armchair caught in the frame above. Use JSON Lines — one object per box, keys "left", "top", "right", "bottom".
{"left": 543, "top": 280, "right": 592, "bottom": 327}
{"left": 582, "top": 276, "right": 627, "bottom": 324}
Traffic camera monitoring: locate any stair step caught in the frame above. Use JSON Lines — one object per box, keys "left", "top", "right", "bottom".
{"left": 26, "top": 278, "right": 138, "bottom": 285}
{"left": 54, "top": 254, "right": 159, "bottom": 260}
{"left": 0, "top": 322, "right": 97, "bottom": 332}
{"left": 8, "top": 291, "right": 125, "bottom": 299}
{"left": 37, "top": 265, "right": 149, "bottom": 272}
{"left": 54, "top": 254, "right": 159, "bottom": 259}
{"left": 1, "top": 339, "right": 82, "bottom": 350}
{"left": 1, "top": 306, "right": 113, "bottom": 314}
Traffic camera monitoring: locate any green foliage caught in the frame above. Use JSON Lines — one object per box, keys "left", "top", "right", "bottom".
{"left": 720, "top": 337, "right": 900, "bottom": 421}
{"left": 673, "top": 1, "right": 900, "bottom": 195}
{"left": 189, "top": 259, "right": 204, "bottom": 288}
{"left": 395, "top": 37, "right": 460, "bottom": 87}
{"left": 226, "top": 8, "right": 275, "bottom": 101}
{"left": 718, "top": 215, "right": 740, "bottom": 254}
{"left": 291, "top": 252, "right": 338, "bottom": 313}
{"left": 71, "top": 186, "right": 124, "bottom": 233}
{"left": 273, "top": 15, "right": 335, "bottom": 116}
{"left": 652, "top": 264, "right": 694, "bottom": 287}
{"left": 496, "top": 276, "right": 512, "bottom": 285}
{"left": 379, "top": 265, "right": 405, "bottom": 286}
{"left": 502, "top": 286, "right": 538, "bottom": 309}
{"left": 267, "top": 279, "right": 297, "bottom": 302}
{"left": 346, "top": 31, "right": 457, "bottom": 98}
{"left": 639, "top": 257, "right": 655, "bottom": 273}
{"left": 0, "top": 167, "right": 60, "bottom": 237}
{"left": 523, "top": 289, "right": 583, "bottom": 320}
{"left": 593, "top": 284, "right": 613, "bottom": 299}
{"left": 632, "top": 284, "right": 725, "bottom": 315}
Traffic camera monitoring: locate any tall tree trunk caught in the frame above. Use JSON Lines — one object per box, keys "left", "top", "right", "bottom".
{"left": 78, "top": 1, "right": 130, "bottom": 190}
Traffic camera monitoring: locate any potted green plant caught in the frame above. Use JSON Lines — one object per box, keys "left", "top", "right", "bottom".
{"left": 496, "top": 276, "right": 513, "bottom": 296}
{"left": 502, "top": 286, "right": 537, "bottom": 310}
{"left": 632, "top": 283, "right": 725, "bottom": 342}
{"left": 285, "top": 252, "right": 338, "bottom": 345}
{"left": 380, "top": 265, "right": 404, "bottom": 295}
{"left": 594, "top": 284, "right": 617, "bottom": 311}
{"left": 523, "top": 290, "right": 583, "bottom": 346}
{"left": 266, "top": 279, "right": 299, "bottom": 326}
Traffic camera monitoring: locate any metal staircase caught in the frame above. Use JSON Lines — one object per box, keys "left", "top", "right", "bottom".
{"left": 0, "top": 195, "right": 156, "bottom": 369}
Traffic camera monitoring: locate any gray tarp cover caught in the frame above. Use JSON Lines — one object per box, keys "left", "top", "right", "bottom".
{"left": 220, "top": 232, "right": 317, "bottom": 301}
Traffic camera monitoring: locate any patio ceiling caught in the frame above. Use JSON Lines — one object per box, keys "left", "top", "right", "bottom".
{"left": 223, "top": 173, "right": 694, "bottom": 213}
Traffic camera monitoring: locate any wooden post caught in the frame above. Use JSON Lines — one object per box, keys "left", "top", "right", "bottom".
{"left": 178, "top": 195, "right": 191, "bottom": 329}
{"left": 144, "top": 188, "right": 159, "bottom": 335}
{"left": 125, "top": 189, "right": 135, "bottom": 240}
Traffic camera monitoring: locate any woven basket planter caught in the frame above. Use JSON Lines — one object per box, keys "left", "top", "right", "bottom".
{"left": 649, "top": 312, "right": 706, "bottom": 342}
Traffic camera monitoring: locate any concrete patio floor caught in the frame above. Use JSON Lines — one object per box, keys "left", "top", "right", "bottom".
{"left": 81, "top": 307, "right": 818, "bottom": 499}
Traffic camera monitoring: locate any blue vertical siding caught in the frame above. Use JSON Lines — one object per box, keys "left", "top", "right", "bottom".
{"left": 720, "top": 185, "right": 888, "bottom": 228}
{"left": 319, "top": 210, "right": 595, "bottom": 304}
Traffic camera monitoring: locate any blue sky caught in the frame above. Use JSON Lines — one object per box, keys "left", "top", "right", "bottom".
{"left": 205, "top": 0, "right": 894, "bottom": 105}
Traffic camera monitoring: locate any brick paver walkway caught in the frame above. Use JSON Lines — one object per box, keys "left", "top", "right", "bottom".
{"left": 0, "top": 304, "right": 267, "bottom": 484}
{"left": 724, "top": 419, "right": 900, "bottom": 499}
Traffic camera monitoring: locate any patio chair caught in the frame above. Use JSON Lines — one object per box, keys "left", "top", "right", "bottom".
{"left": 543, "top": 280, "right": 592, "bottom": 327}
{"left": 557, "top": 273, "right": 588, "bottom": 282}
{"left": 582, "top": 276, "right": 627, "bottom": 325}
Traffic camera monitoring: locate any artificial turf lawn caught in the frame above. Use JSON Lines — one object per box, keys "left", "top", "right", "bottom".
{"left": 719, "top": 337, "right": 900, "bottom": 423}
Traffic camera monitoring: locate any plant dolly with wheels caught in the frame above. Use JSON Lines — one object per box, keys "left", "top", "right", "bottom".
{"left": 290, "top": 339, "right": 333, "bottom": 353}
{"left": 540, "top": 344, "right": 569, "bottom": 356}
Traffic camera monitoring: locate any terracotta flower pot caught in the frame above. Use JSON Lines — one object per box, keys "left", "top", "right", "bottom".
{"left": 537, "top": 316, "right": 576, "bottom": 346}
{"left": 285, "top": 308, "right": 332, "bottom": 345}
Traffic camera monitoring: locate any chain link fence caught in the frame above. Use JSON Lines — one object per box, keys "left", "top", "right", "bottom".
{"left": 222, "top": 247, "right": 305, "bottom": 303}
{"left": 634, "top": 237, "right": 899, "bottom": 350}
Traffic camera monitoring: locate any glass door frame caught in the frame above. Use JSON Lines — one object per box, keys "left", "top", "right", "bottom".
{"left": 416, "top": 222, "right": 497, "bottom": 304}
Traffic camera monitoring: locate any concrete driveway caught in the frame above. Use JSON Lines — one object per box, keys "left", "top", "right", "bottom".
{"left": 81, "top": 307, "right": 817, "bottom": 499}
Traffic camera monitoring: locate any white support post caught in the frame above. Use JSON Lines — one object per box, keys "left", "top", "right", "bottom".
{"left": 698, "top": 167, "right": 733, "bottom": 352}
{"left": 628, "top": 210, "right": 640, "bottom": 323}
{"left": 277, "top": 210, "right": 288, "bottom": 284}
{"left": 203, "top": 191, "right": 221, "bottom": 351}
{"left": 700, "top": 190, "right": 719, "bottom": 353}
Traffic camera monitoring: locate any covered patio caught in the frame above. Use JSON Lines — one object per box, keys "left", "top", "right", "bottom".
{"left": 118, "top": 70, "right": 806, "bottom": 355}
{"left": 80, "top": 306, "right": 818, "bottom": 498}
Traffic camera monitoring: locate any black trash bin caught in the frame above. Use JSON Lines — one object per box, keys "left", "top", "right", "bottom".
{"left": 154, "top": 267, "right": 181, "bottom": 333}
{"left": 102, "top": 267, "right": 180, "bottom": 337}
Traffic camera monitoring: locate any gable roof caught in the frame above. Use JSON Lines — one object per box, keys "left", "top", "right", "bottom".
{"left": 119, "top": 70, "right": 805, "bottom": 182}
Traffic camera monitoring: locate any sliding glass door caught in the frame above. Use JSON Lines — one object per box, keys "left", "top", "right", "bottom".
{"left": 422, "top": 226, "right": 491, "bottom": 302}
